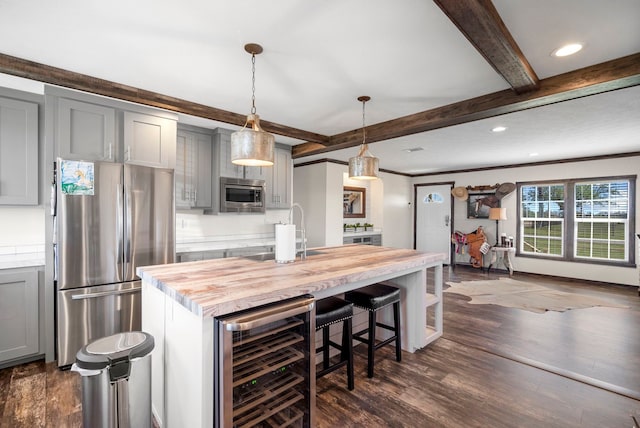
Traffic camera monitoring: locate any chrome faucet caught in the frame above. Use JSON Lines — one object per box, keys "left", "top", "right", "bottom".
{"left": 289, "top": 203, "right": 306, "bottom": 260}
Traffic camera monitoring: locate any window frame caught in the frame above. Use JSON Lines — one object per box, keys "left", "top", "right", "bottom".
{"left": 516, "top": 175, "right": 636, "bottom": 267}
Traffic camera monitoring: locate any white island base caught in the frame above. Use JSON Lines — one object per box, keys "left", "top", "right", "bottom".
{"left": 139, "top": 245, "right": 445, "bottom": 427}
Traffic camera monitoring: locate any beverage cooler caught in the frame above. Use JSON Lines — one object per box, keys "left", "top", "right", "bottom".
{"left": 214, "top": 295, "right": 316, "bottom": 428}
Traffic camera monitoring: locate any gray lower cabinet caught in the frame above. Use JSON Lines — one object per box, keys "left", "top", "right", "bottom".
{"left": 176, "top": 126, "right": 213, "bottom": 209}
{"left": 265, "top": 145, "right": 293, "bottom": 209}
{"left": 0, "top": 93, "right": 39, "bottom": 205}
{"left": 57, "top": 97, "right": 116, "bottom": 161}
{"left": 0, "top": 269, "right": 39, "bottom": 363}
{"left": 343, "top": 234, "right": 382, "bottom": 246}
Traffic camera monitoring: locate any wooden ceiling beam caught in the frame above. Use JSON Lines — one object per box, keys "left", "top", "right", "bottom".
{"left": 0, "top": 52, "right": 330, "bottom": 145}
{"left": 292, "top": 53, "right": 640, "bottom": 158}
{"left": 434, "top": 0, "right": 539, "bottom": 93}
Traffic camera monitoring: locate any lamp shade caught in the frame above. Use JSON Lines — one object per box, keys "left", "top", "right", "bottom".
{"left": 489, "top": 207, "right": 507, "bottom": 221}
{"left": 348, "top": 152, "right": 379, "bottom": 180}
{"left": 231, "top": 114, "right": 274, "bottom": 166}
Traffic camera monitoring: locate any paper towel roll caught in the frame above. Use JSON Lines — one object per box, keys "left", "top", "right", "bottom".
{"left": 275, "top": 224, "right": 297, "bottom": 263}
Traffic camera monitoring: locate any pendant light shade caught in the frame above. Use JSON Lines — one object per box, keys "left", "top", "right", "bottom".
{"left": 231, "top": 43, "right": 275, "bottom": 166}
{"left": 348, "top": 96, "right": 379, "bottom": 180}
{"left": 348, "top": 145, "right": 379, "bottom": 180}
{"left": 231, "top": 113, "right": 274, "bottom": 166}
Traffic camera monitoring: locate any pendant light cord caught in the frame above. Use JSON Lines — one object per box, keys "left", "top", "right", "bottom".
{"left": 361, "top": 98, "right": 367, "bottom": 146}
{"left": 358, "top": 97, "right": 369, "bottom": 156}
{"left": 251, "top": 53, "right": 257, "bottom": 115}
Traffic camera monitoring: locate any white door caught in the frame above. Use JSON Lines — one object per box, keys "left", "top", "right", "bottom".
{"left": 416, "top": 184, "right": 452, "bottom": 264}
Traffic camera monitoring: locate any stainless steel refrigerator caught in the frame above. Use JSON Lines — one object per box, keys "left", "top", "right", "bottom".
{"left": 54, "top": 159, "right": 174, "bottom": 367}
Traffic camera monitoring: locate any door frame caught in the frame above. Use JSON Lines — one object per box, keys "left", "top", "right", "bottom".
{"left": 413, "top": 181, "right": 455, "bottom": 264}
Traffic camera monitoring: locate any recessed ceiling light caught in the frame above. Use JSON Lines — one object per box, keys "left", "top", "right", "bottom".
{"left": 529, "top": 152, "right": 539, "bottom": 157}
{"left": 491, "top": 126, "right": 507, "bottom": 133}
{"left": 552, "top": 43, "right": 583, "bottom": 57}
{"left": 403, "top": 147, "right": 424, "bottom": 153}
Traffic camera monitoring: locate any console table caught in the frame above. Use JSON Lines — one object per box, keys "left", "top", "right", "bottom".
{"left": 488, "top": 246, "right": 515, "bottom": 276}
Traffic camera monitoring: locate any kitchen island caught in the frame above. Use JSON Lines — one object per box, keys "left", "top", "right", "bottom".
{"left": 138, "top": 244, "right": 446, "bottom": 427}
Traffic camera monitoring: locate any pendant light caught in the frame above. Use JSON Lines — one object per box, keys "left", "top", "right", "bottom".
{"left": 348, "top": 96, "right": 379, "bottom": 180}
{"left": 231, "top": 43, "right": 275, "bottom": 166}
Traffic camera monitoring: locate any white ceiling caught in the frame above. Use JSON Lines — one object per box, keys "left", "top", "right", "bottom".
{"left": 0, "top": 0, "right": 638, "bottom": 174}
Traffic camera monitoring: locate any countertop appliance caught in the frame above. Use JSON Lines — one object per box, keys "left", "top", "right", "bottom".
{"left": 53, "top": 159, "right": 174, "bottom": 367}
{"left": 214, "top": 295, "right": 315, "bottom": 427}
{"left": 220, "top": 176, "right": 265, "bottom": 213}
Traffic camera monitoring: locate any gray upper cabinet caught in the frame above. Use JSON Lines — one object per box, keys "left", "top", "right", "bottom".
{"left": 0, "top": 95, "right": 38, "bottom": 205}
{"left": 0, "top": 269, "right": 39, "bottom": 363}
{"left": 176, "top": 126, "right": 213, "bottom": 209}
{"left": 123, "top": 111, "right": 176, "bottom": 168}
{"left": 57, "top": 98, "right": 116, "bottom": 161}
{"left": 265, "top": 144, "right": 293, "bottom": 209}
{"left": 49, "top": 87, "right": 177, "bottom": 168}
{"left": 213, "top": 128, "right": 244, "bottom": 179}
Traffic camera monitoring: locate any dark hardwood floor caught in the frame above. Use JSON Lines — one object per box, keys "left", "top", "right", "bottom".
{"left": 1, "top": 266, "right": 639, "bottom": 427}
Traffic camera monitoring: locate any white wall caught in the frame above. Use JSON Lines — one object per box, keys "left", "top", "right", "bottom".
{"left": 292, "top": 162, "right": 328, "bottom": 248}
{"left": 292, "top": 162, "right": 345, "bottom": 248}
{"left": 412, "top": 155, "right": 640, "bottom": 286}
{"left": 378, "top": 172, "right": 412, "bottom": 249}
{"left": 293, "top": 162, "right": 414, "bottom": 250}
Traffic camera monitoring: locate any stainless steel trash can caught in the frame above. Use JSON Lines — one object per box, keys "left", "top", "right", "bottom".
{"left": 71, "top": 331, "right": 154, "bottom": 428}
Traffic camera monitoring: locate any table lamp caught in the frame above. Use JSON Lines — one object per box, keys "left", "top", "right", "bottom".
{"left": 489, "top": 207, "right": 507, "bottom": 246}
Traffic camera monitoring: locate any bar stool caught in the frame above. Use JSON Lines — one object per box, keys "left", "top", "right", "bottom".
{"left": 315, "top": 296, "right": 354, "bottom": 390}
{"left": 344, "top": 282, "right": 401, "bottom": 378}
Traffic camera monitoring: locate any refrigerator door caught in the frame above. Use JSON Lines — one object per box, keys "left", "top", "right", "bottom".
{"left": 57, "top": 281, "right": 141, "bottom": 367}
{"left": 57, "top": 160, "right": 124, "bottom": 290}
{"left": 123, "top": 165, "right": 175, "bottom": 281}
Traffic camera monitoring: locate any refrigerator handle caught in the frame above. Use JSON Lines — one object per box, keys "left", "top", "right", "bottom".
{"left": 119, "top": 183, "right": 128, "bottom": 272}
{"left": 50, "top": 161, "right": 57, "bottom": 217}
{"left": 71, "top": 287, "right": 140, "bottom": 300}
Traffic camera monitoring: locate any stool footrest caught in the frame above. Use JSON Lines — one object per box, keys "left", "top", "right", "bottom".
{"left": 374, "top": 336, "right": 398, "bottom": 351}
{"left": 316, "top": 359, "right": 349, "bottom": 378}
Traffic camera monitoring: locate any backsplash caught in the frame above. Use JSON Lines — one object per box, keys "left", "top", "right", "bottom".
{"left": 0, "top": 207, "right": 45, "bottom": 247}
{"left": 176, "top": 210, "right": 291, "bottom": 243}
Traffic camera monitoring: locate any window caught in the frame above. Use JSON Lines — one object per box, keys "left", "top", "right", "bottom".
{"left": 575, "top": 180, "right": 629, "bottom": 261}
{"left": 521, "top": 184, "right": 565, "bottom": 257}
{"left": 518, "top": 176, "right": 635, "bottom": 266}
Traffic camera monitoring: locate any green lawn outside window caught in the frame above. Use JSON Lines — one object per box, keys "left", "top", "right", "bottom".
{"left": 518, "top": 178, "right": 634, "bottom": 264}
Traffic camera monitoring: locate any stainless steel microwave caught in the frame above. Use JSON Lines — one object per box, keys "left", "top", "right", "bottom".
{"left": 220, "top": 177, "right": 266, "bottom": 213}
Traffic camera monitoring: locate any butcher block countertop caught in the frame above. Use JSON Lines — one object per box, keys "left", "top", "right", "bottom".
{"left": 137, "top": 245, "right": 446, "bottom": 318}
